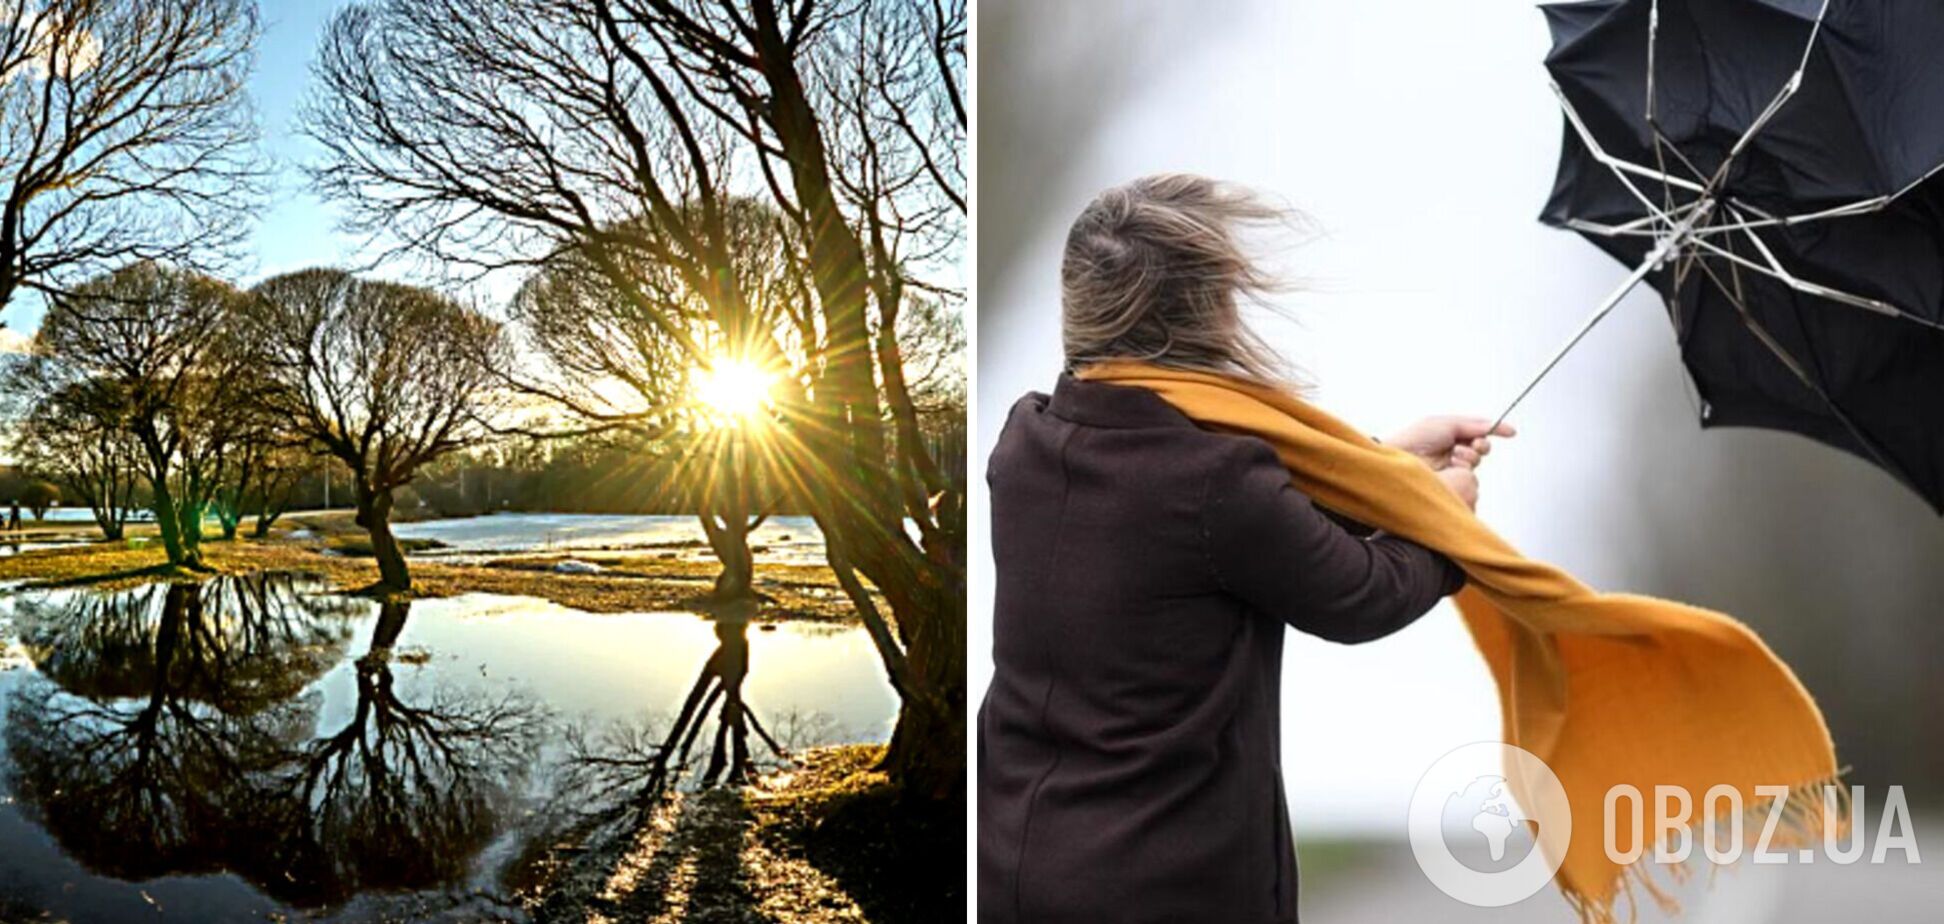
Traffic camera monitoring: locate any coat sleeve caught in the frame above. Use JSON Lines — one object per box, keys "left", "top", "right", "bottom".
{"left": 1202, "top": 439, "right": 1465, "bottom": 644}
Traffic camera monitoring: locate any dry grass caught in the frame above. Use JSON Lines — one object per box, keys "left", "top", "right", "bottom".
{"left": 523, "top": 745, "right": 957, "bottom": 924}
{"left": 0, "top": 535, "right": 866, "bottom": 622}
{"left": 744, "top": 746, "right": 964, "bottom": 924}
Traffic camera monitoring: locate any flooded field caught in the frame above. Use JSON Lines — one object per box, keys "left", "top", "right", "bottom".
{"left": 393, "top": 513, "right": 828, "bottom": 566}
{"left": 0, "top": 572, "right": 895, "bottom": 922}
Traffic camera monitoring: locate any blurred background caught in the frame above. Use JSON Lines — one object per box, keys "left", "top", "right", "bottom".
{"left": 971, "top": 1, "right": 1944, "bottom": 920}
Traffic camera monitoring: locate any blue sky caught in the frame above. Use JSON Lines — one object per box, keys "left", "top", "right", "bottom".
{"left": 3, "top": 0, "right": 370, "bottom": 341}
{"left": 248, "top": 0, "right": 367, "bottom": 284}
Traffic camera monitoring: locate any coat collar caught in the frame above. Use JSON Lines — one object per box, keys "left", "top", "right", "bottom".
{"left": 1043, "top": 373, "right": 1197, "bottom": 430}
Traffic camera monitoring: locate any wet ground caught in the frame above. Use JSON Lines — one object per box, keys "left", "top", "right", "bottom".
{"left": 393, "top": 514, "right": 828, "bottom": 567}
{"left": 0, "top": 572, "right": 896, "bottom": 922}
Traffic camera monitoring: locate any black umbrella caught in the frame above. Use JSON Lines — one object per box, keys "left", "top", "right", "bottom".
{"left": 1508, "top": 0, "right": 1944, "bottom": 510}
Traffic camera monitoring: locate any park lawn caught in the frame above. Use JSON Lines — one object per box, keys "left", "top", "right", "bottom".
{"left": 0, "top": 535, "right": 867, "bottom": 622}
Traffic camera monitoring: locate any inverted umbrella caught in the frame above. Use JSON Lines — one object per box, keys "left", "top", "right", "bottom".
{"left": 1508, "top": 0, "right": 1944, "bottom": 510}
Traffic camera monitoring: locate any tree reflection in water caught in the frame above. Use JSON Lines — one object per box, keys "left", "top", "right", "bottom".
{"left": 562, "top": 608, "right": 791, "bottom": 802}
{"left": 4, "top": 575, "right": 350, "bottom": 883}
{"left": 282, "top": 597, "right": 548, "bottom": 901}
{"left": 15, "top": 572, "right": 359, "bottom": 712}
{"left": 516, "top": 609, "right": 806, "bottom": 918}
{"left": 1, "top": 573, "right": 546, "bottom": 910}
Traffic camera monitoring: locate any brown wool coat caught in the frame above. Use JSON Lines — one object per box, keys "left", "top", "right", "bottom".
{"left": 978, "top": 375, "right": 1463, "bottom": 924}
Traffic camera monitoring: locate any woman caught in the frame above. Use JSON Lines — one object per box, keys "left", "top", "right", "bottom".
{"left": 977, "top": 174, "right": 1510, "bottom": 923}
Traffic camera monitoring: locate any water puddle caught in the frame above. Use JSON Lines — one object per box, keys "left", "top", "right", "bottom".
{"left": 0, "top": 572, "right": 894, "bottom": 921}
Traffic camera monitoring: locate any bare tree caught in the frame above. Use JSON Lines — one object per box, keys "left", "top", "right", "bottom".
{"left": 306, "top": 0, "right": 966, "bottom": 798}
{"left": 11, "top": 377, "right": 141, "bottom": 539}
{"left": 211, "top": 436, "right": 305, "bottom": 542}
{"left": 245, "top": 444, "right": 305, "bottom": 538}
{"left": 26, "top": 262, "right": 249, "bottom": 567}
{"left": 245, "top": 268, "right": 505, "bottom": 593}
{"left": 201, "top": 377, "right": 304, "bottom": 542}
{"left": 507, "top": 200, "right": 809, "bottom": 604}
{"left": 0, "top": 0, "right": 263, "bottom": 323}
{"left": 17, "top": 474, "right": 52, "bottom": 518}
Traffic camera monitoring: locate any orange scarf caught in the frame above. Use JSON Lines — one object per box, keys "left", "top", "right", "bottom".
{"left": 1079, "top": 361, "right": 1842, "bottom": 922}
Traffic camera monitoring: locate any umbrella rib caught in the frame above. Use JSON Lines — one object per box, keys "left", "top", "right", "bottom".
{"left": 1699, "top": 195, "right": 1890, "bottom": 234}
{"left": 1732, "top": 222, "right": 1917, "bottom": 321}
{"left": 1652, "top": 129, "right": 1712, "bottom": 187}
{"left": 1646, "top": 0, "right": 1660, "bottom": 124}
{"left": 1684, "top": 207, "right": 1944, "bottom": 330}
{"left": 1645, "top": 0, "right": 1679, "bottom": 225}
{"left": 1642, "top": 2, "right": 1715, "bottom": 236}
{"left": 1565, "top": 220, "right": 1670, "bottom": 238}
{"left": 1685, "top": 234, "right": 1916, "bottom": 324}
{"left": 1705, "top": 154, "right": 1944, "bottom": 234}
{"left": 1694, "top": 0, "right": 1834, "bottom": 199}
{"left": 1551, "top": 81, "right": 1707, "bottom": 214}
{"left": 1690, "top": 252, "right": 1919, "bottom": 494}
{"left": 1567, "top": 202, "right": 1702, "bottom": 238}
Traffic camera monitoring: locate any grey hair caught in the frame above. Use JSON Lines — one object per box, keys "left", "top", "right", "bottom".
{"left": 1060, "top": 173, "right": 1306, "bottom": 389}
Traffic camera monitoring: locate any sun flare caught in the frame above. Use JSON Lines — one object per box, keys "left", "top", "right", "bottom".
{"left": 693, "top": 356, "right": 774, "bottom": 423}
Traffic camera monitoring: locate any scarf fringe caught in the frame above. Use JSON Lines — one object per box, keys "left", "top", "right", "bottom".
{"left": 1559, "top": 774, "right": 1850, "bottom": 924}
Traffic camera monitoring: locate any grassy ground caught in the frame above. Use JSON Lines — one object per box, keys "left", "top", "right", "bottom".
{"left": 522, "top": 745, "right": 962, "bottom": 924}
{"left": 0, "top": 522, "right": 866, "bottom": 622}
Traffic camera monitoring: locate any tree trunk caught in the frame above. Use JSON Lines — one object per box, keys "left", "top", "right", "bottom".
{"left": 700, "top": 514, "right": 756, "bottom": 602}
{"left": 178, "top": 498, "right": 206, "bottom": 565}
{"left": 879, "top": 563, "right": 967, "bottom": 800}
{"left": 253, "top": 479, "right": 293, "bottom": 537}
{"left": 91, "top": 506, "right": 123, "bottom": 541}
{"left": 149, "top": 480, "right": 194, "bottom": 568}
{"left": 739, "top": 14, "right": 966, "bottom": 801}
{"left": 699, "top": 433, "right": 761, "bottom": 604}
{"left": 355, "top": 486, "right": 411, "bottom": 593}
{"left": 251, "top": 507, "right": 281, "bottom": 538}
{"left": 111, "top": 473, "right": 134, "bottom": 543}
{"left": 133, "top": 425, "right": 202, "bottom": 569}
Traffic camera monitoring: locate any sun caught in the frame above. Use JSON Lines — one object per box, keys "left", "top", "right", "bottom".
{"left": 693, "top": 356, "right": 774, "bottom": 423}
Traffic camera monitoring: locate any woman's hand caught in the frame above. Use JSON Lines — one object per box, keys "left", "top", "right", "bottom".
{"left": 1437, "top": 465, "right": 1479, "bottom": 510}
{"left": 1387, "top": 416, "right": 1516, "bottom": 472}
{"left": 1388, "top": 416, "right": 1511, "bottom": 510}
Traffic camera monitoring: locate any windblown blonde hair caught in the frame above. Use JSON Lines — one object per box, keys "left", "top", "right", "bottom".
{"left": 1061, "top": 173, "right": 1304, "bottom": 388}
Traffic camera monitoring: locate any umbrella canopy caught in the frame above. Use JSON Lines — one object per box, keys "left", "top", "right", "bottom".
{"left": 1532, "top": 0, "right": 1944, "bottom": 510}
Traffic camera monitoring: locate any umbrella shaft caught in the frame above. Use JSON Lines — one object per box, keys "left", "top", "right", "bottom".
{"left": 1493, "top": 192, "right": 1714, "bottom": 432}
{"left": 1492, "top": 252, "right": 1663, "bottom": 433}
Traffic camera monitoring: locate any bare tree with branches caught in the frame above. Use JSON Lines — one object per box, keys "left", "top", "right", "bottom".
{"left": 244, "top": 269, "right": 506, "bottom": 593}
{"left": 507, "top": 199, "right": 811, "bottom": 604}
{"left": 24, "top": 262, "right": 251, "bottom": 567}
{"left": 0, "top": 0, "right": 263, "bottom": 323}
{"left": 211, "top": 435, "right": 305, "bottom": 542}
{"left": 305, "top": 0, "right": 966, "bottom": 798}
{"left": 10, "top": 376, "right": 142, "bottom": 539}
